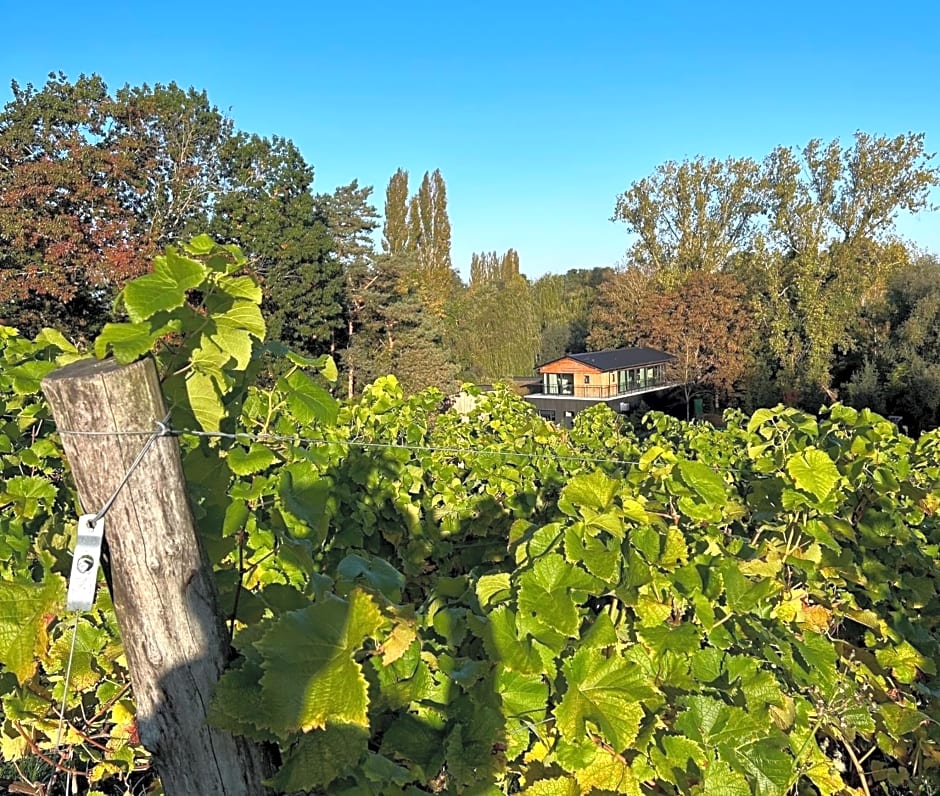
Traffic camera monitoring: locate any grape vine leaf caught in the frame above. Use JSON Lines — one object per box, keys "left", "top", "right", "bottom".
{"left": 701, "top": 758, "right": 751, "bottom": 795}
{"left": 226, "top": 444, "right": 279, "bottom": 476}
{"left": 558, "top": 470, "right": 618, "bottom": 516}
{"left": 257, "top": 590, "right": 386, "bottom": 735}
{"left": 480, "top": 606, "right": 543, "bottom": 674}
{"left": 280, "top": 370, "right": 339, "bottom": 425}
{"left": 786, "top": 448, "right": 841, "bottom": 502}
{"left": 517, "top": 553, "right": 599, "bottom": 638}
{"left": 677, "top": 460, "right": 727, "bottom": 504}
{"left": 265, "top": 725, "right": 367, "bottom": 793}
{"left": 520, "top": 776, "right": 579, "bottom": 796}
{"left": 554, "top": 647, "right": 652, "bottom": 751}
{"left": 94, "top": 321, "right": 180, "bottom": 364}
{"left": 574, "top": 746, "right": 641, "bottom": 794}
{"left": 0, "top": 577, "right": 64, "bottom": 683}
{"left": 123, "top": 250, "right": 207, "bottom": 322}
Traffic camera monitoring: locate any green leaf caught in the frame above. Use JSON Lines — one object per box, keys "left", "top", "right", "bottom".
{"left": 563, "top": 526, "right": 620, "bottom": 584}
{"left": 702, "top": 759, "right": 751, "bottom": 795}
{"left": 320, "top": 355, "right": 339, "bottom": 383}
{"left": 876, "top": 640, "right": 934, "bottom": 683}
{"left": 217, "top": 274, "right": 262, "bottom": 302}
{"left": 786, "top": 447, "right": 841, "bottom": 502}
{"left": 216, "top": 299, "right": 266, "bottom": 340}
{"left": 184, "top": 233, "right": 217, "bottom": 255}
{"left": 554, "top": 647, "right": 653, "bottom": 751}
{"left": 33, "top": 327, "right": 79, "bottom": 354}
{"left": 226, "top": 444, "right": 279, "bottom": 476}
{"left": 4, "top": 475, "right": 56, "bottom": 505}
{"left": 878, "top": 701, "right": 928, "bottom": 738}
{"left": 475, "top": 573, "right": 511, "bottom": 609}
{"left": 677, "top": 460, "right": 727, "bottom": 504}
{"left": 0, "top": 577, "right": 64, "bottom": 683}
{"left": 265, "top": 726, "right": 367, "bottom": 793}
{"left": 208, "top": 323, "right": 253, "bottom": 370}
{"left": 94, "top": 321, "right": 178, "bottom": 363}
{"left": 558, "top": 470, "right": 618, "bottom": 516}
{"left": 185, "top": 368, "right": 225, "bottom": 432}
{"left": 281, "top": 370, "right": 338, "bottom": 426}
{"left": 208, "top": 660, "right": 276, "bottom": 742}
{"left": 517, "top": 553, "right": 598, "bottom": 638}
{"left": 123, "top": 250, "right": 207, "bottom": 322}
{"left": 520, "top": 776, "right": 579, "bottom": 796}
{"left": 481, "top": 606, "right": 542, "bottom": 674}
{"left": 257, "top": 590, "right": 386, "bottom": 735}
{"left": 574, "top": 745, "right": 641, "bottom": 794}
{"left": 497, "top": 668, "right": 548, "bottom": 725}
{"left": 731, "top": 739, "right": 794, "bottom": 796}
{"left": 277, "top": 467, "right": 330, "bottom": 543}
{"left": 8, "top": 360, "right": 57, "bottom": 394}
{"left": 336, "top": 554, "right": 404, "bottom": 603}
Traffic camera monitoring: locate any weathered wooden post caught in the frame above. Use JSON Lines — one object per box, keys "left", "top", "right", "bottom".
{"left": 42, "top": 357, "right": 274, "bottom": 795}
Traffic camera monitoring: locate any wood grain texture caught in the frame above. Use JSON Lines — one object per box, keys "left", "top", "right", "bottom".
{"left": 42, "top": 357, "right": 274, "bottom": 795}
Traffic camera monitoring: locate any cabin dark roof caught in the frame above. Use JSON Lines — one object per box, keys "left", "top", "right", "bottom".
{"left": 543, "top": 347, "right": 674, "bottom": 371}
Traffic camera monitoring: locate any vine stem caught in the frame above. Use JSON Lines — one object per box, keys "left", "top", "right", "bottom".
{"left": 841, "top": 735, "right": 872, "bottom": 796}
{"left": 13, "top": 721, "right": 86, "bottom": 779}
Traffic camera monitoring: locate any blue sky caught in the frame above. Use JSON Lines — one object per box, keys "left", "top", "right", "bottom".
{"left": 2, "top": 0, "right": 939, "bottom": 278}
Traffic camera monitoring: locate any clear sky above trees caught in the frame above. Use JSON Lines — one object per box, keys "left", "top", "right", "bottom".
{"left": 2, "top": 0, "right": 939, "bottom": 277}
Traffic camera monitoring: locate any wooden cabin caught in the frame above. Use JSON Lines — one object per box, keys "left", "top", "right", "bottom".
{"left": 525, "top": 347, "right": 675, "bottom": 427}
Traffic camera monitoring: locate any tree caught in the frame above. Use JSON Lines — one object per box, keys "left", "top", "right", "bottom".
{"left": 345, "top": 253, "right": 460, "bottom": 394}
{"left": 455, "top": 249, "right": 538, "bottom": 380}
{"left": 842, "top": 253, "right": 940, "bottom": 431}
{"left": 612, "top": 133, "right": 940, "bottom": 405}
{"left": 408, "top": 169, "right": 457, "bottom": 316}
{"left": 752, "top": 133, "right": 938, "bottom": 401}
{"left": 0, "top": 74, "right": 148, "bottom": 338}
{"left": 612, "top": 155, "right": 763, "bottom": 282}
{"left": 382, "top": 168, "right": 410, "bottom": 256}
{"left": 319, "top": 180, "right": 380, "bottom": 397}
{"left": 587, "top": 265, "right": 654, "bottom": 350}
{"left": 108, "top": 81, "right": 233, "bottom": 248}
{"left": 210, "top": 134, "right": 341, "bottom": 358}
{"left": 532, "top": 267, "right": 611, "bottom": 362}
{"left": 634, "top": 272, "right": 753, "bottom": 419}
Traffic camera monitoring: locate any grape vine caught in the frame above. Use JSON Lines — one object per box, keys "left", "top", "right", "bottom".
{"left": 0, "top": 238, "right": 938, "bottom": 795}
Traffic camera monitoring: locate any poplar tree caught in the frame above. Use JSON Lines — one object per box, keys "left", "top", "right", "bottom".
{"left": 408, "top": 169, "right": 456, "bottom": 316}
{"left": 382, "top": 168, "right": 410, "bottom": 255}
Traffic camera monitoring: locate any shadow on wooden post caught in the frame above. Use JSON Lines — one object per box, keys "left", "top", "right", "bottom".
{"left": 42, "top": 357, "right": 275, "bottom": 795}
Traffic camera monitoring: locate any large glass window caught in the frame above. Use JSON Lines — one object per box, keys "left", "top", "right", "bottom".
{"left": 544, "top": 373, "right": 574, "bottom": 395}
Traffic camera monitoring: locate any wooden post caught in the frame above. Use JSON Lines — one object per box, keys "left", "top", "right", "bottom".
{"left": 42, "top": 357, "right": 274, "bottom": 795}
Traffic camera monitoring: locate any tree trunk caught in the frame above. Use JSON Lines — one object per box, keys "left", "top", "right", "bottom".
{"left": 42, "top": 357, "right": 274, "bottom": 796}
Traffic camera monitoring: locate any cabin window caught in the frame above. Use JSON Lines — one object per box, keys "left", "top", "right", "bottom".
{"left": 539, "top": 409, "right": 555, "bottom": 421}
{"left": 584, "top": 376, "right": 590, "bottom": 384}
{"left": 545, "top": 373, "right": 574, "bottom": 395}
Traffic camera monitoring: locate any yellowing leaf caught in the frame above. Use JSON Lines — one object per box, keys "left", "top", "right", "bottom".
{"left": 575, "top": 746, "right": 641, "bottom": 794}
{"left": 0, "top": 577, "right": 64, "bottom": 683}
{"left": 521, "top": 776, "right": 579, "bottom": 796}
{"left": 796, "top": 603, "right": 831, "bottom": 633}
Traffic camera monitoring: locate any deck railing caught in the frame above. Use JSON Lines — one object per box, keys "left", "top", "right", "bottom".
{"left": 542, "top": 379, "right": 672, "bottom": 399}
